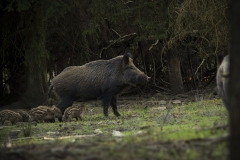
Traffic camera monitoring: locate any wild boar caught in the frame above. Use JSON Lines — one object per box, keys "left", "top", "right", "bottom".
{"left": 36, "top": 105, "right": 62, "bottom": 122}
{"left": 15, "top": 109, "right": 32, "bottom": 122}
{"left": 51, "top": 105, "right": 63, "bottom": 122}
{"left": 62, "top": 105, "right": 86, "bottom": 122}
{"left": 216, "top": 54, "right": 229, "bottom": 109}
{"left": 29, "top": 107, "right": 55, "bottom": 123}
{"left": 48, "top": 53, "right": 150, "bottom": 117}
{"left": 0, "top": 109, "right": 23, "bottom": 125}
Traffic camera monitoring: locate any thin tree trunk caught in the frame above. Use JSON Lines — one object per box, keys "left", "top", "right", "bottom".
{"left": 168, "top": 51, "right": 184, "bottom": 94}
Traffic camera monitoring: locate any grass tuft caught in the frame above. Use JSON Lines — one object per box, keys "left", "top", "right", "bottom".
{"left": 22, "top": 122, "right": 32, "bottom": 137}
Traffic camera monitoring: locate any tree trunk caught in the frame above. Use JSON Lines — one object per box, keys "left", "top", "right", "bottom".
{"left": 229, "top": 0, "right": 240, "bottom": 159}
{"left": 2, "top": 1, "right": 48, "bottom": 109}
{"left": 168, "top": 51, "right": 184, "bottom": 94}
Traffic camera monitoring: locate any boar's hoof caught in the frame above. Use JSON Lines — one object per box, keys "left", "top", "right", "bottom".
{"left": 114, "top": 112, "right": 121, "bottom": 116}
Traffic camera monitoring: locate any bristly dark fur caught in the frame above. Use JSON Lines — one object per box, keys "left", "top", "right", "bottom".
{"left": 29, "top": 106, "right": 56, "bottom": 123}
{"left": 48, "top": 53, "right": 149, "bottom": 117}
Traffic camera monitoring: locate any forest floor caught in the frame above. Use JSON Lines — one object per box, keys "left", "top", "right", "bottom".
{"left": 0, "top": 90, "right": 229, "bottom": 160}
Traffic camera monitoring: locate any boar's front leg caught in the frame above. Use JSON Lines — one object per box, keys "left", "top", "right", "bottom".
{"left": 57, "top": 97, "right": 74, "bottom": 114}
{"left": 101, "top": 94, "right": 113, "bottom": 117}
{"left": 222, "top": 79, "right": 229, "bottom": 107}
{"left": 110, "top": 96, "right": 121, "bottom": 116}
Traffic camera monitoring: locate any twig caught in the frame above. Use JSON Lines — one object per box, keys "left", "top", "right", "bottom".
{"left": 120, "top": 0, "right": 135, "bottom": 5}
{"left": 99, "top": 33, "right": 137, "bottom": 58}
{"left": 154, "top": 85, "right": 169, "bottom": 91}
{"left": 195, "top": 58, "right": 205, "bottom": 75}
{"left": 110, "top": 29, "right": 121, "bottom": 37}
{"left": 149, "top": 39, "right": 159, "bottom": 51}
{"left": 158, "top": 77, "right": 171, "bottom": 86}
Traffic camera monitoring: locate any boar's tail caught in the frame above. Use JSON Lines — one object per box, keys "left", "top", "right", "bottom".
{"left": 43, "top": 84, "right": 54, "bottom": 106}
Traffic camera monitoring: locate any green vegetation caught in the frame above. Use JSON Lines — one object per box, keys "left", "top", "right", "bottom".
{"left": 22, "top": 122, "right": 33, "bottom": 137}
{"left": 0, "top": 98, "right": 229, "bottom": 159}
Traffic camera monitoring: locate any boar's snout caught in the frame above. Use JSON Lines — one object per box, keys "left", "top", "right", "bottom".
{"left": 137, "top": 74, "right": 150, "bottom": 85}
{"left": 147, "top": 76, "right": 151, "bottom": 81}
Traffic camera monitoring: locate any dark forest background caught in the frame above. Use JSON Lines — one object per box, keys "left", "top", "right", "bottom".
{"left": 0, "top": 0, "right": 229, "bottom": 108}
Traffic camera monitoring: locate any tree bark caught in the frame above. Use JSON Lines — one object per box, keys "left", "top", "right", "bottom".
{"left": 228, "top": 0, "right": 240, "bottom": 159}
{"left": 168, "top": 51, "right": 184, "bottom": 94}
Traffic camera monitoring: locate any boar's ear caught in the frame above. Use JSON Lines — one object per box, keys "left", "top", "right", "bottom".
{"left": 123, "top": 52, "right": 132, "bottom": 65}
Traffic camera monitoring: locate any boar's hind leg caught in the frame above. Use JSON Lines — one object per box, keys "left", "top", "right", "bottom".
{"left": 110, "top": 97, "right": 121, "bottom": 116}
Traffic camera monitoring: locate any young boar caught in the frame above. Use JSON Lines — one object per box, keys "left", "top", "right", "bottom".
{"left": 0, "top": 109, "right": 23, "bottom": 125}
{"left": 62, "top": 105, "right": 86, "bottom": 122}
{"left": 216, "top": 54, "right": 229, "bottom": 109}
{"left": 15, "top": 109, "right": 32, "bottom": 122}
{"left": 29, "top": 106, "right": 55, "bottom": 123}
{"left": 51, "top": 105, "right": 63, "bottom": 122}
{"left": 49, "top": 53, "right": 150, "bottom": 117}
{"left": 36, "top": 105, "right": 62, "bottom": 122}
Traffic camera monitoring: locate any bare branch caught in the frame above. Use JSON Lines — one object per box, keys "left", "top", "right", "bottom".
{"left": 149, "top": 39, "right": 159, "bottom": 51}
{"left": 99, "top": 33, "right": 137, "bottom": 58}
{"left": 110, "top": 29, "right": 121, "bottom": 38}
{"left": 195, "top": 58, "right": 205, "bottom": 75}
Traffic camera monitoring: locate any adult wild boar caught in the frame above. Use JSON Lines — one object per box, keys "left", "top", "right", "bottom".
{"left": 49, "top": 53, "right": 150, "bottom": 117}
{"left": 216, "top": 54, "right": 229, "bottom": 109}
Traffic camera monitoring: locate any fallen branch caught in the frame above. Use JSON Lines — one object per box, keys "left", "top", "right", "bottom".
{"left": 154, "top": 85, "right": 169, "bottom": 91}
{"left": 110, "top": 28, "right": 121, "bottom": 38}
{"left": 43, "top": 134, "right": 96, "bottom": 140}
{"left": 11, "top": 136, "right": 43, "bottom": 141}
